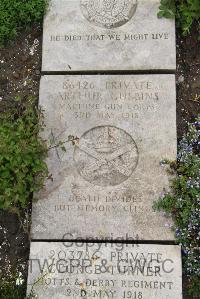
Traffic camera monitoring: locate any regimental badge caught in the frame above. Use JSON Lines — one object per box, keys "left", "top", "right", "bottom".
{"left": 74, "top": 126, "right": 139, "bottom": 186}
{"left": 80, "top": 0, "right": 137, "bottom": 29}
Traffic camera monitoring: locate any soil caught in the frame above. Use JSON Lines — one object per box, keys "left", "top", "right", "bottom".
{"left": 176, "top": 24, "right": 200, "bottom": 138}
{"left": 0, "top": 24, "right": 199, "bottom": 299}
{"left": 0, "top": 26, "right": 43, "bottom": 297}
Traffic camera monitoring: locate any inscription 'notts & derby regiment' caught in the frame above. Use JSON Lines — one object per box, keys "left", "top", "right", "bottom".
{"left": 31, "top": 75, "right": 176, "bottom": 240}
{"left": 42, "top": 0, "right": 176, "bottom": 71}
{"left": 27, "top": 0, "right": 181, "bottom": 298}
{"left": 27, "top": 243, "right": 182, "bottom": 299}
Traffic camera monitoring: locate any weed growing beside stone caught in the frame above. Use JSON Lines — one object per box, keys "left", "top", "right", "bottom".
{"left": 0, "top": 272, "right": 26, "bottom": 299}
{"left": 154, "top": 117, "right": 200, "bottom": 297}
{"left": 0, "top": 97, "right": 48, "bottom": 213}
{"left": 158, "top": 0, "right": 200, "bottom": 37}
{"left": 0, "top": 0, "right": 47, "bottom": 46}
{"left": 0, "top": 271, "right": 37, "bottom": 299}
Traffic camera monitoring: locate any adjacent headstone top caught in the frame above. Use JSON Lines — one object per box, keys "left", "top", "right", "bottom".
{"left": 31, "top": 74, "right": 176, "bottom": 240}
{"left": 27, "top": 242, "right": 182, "bottom": 299}
{"left": 42, "top": 0, "right": 176, "bottom": 72}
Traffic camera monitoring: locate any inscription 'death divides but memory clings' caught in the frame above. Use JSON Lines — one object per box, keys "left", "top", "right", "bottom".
{"left": 42, "top": 0, "right": 176, "bottom": 71}
{"left": 31, "top": 75, "right": 177, "bottom": 241}
{"left": 27, "top": 1, "right": 181, "bottom": 298}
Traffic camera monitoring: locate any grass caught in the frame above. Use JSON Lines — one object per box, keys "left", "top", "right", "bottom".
{"left": 0, "top": 0, "right": 47, "bottom": 47}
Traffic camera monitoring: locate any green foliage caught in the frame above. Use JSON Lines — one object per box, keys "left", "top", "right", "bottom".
{"left": 158, "top": 0, "right": 176, "bottom": 18}
{"left": 0, "top": 0, "right": 47, "bottom": 46}
{"left": 0, "top": 273, "right": 36, "bottom": 299}
{"left": 154, "top": 117, "right": 200, "bottom": 297}
{"left": 0, "top": 97, "right": 48, "bottom": 212}
{"left": 158, "top": 0, "right": 200, "bottom": 36}
{"left": 0, "top": 274, "right": 26, "bottom": 299}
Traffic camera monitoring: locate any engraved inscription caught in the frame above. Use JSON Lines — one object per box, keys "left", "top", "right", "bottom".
{"left": 74, "top": 126, "right": 138, "bottom": 186}
{"left": 80, "top": 0, "right": 137, "bottom": 29}
{"left": 28, "top": 244, "right": 182, "bottom": 299}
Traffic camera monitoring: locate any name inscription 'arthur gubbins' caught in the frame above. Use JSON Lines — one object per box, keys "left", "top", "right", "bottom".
{"left": 80, "top": 0, "right": 137, "bottom": 29}
{"left": 74, "top": 126, "right": 139, "bottom": 186}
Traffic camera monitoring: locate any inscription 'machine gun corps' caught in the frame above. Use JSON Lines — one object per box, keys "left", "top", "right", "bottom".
{"left": 81, "top": 0, "right": 137, "bottom": 29}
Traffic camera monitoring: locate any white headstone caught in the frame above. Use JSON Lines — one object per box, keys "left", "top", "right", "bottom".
{"left": 42, "top": 0, "right": 176, "bottom": 71}
{"left": 31, "top": 74, "right": 176, "bottom": 240}
{"left": 27, "top": 242, "right": 182, "bottom": 299}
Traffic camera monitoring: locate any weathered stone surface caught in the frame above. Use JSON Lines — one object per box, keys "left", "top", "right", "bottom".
{"left": 31, "top": 74, "right": 176, "bottom": 240}
{"left": 42, "top": 0, "right": 176, "bottom": 72}
{"left": 27, "top": 242, "right": 182, "bottom": 299}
